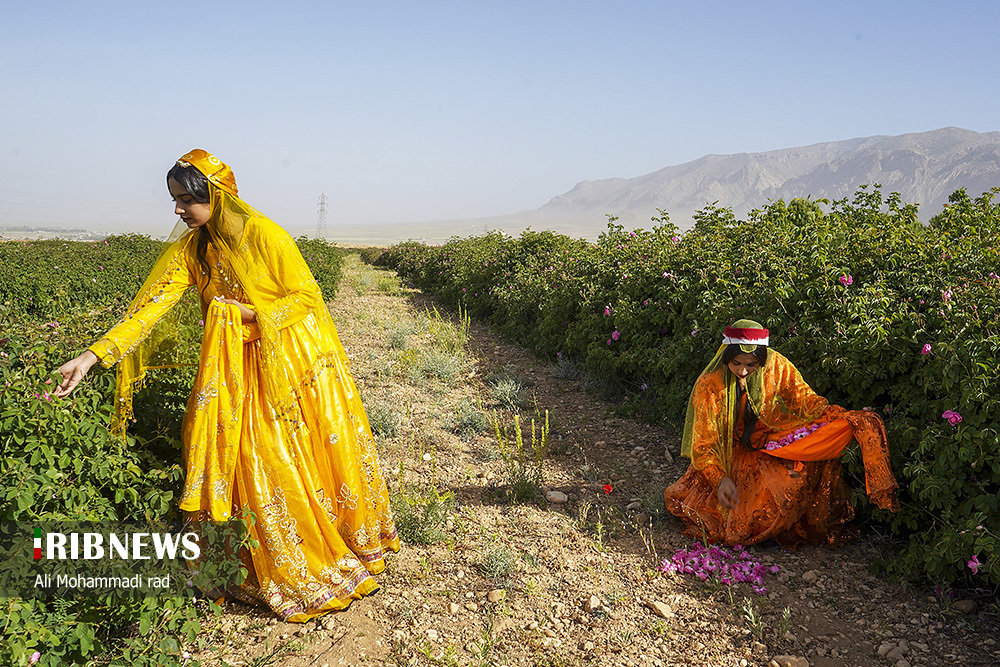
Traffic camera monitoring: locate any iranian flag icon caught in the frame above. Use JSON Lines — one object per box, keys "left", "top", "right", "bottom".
{"left": 34, "top": 527, "right": 42, "bottom": 559}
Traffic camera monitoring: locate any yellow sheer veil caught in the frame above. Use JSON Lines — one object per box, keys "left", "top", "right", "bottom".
{"left": 679, "top": 319, "right": 829, "bottom": 475}
{"left": 111, "top": 149, "right": 339, "bottom": 439}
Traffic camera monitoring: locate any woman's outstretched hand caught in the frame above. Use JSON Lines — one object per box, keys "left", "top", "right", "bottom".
{"left": 717, "top": 476, "right": 739, "bottom": 509}
{"left": 214, "top": 296, "right": 256, "bottom": 323}
{"left": 55, "top": 350, "right": 99, "bottom": 398}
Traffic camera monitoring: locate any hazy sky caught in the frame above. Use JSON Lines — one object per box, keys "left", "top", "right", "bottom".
{"left": 2, "top": 0, "right": 998, "bottom": 236}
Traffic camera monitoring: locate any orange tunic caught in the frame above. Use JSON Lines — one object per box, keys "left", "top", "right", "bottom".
{"left": 665, "top": 368, "right": 898, "bottom": 549}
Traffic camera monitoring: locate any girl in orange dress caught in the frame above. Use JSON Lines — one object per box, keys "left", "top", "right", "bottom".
{"left": 664, "top": 319, "right": 898, "bottom": 549}
{"left": 56, "top": 150, "right": 400, "bottom": 620}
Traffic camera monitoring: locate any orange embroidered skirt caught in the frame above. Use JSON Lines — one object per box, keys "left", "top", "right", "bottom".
{"left": 664, "top": 409, "right": 898, "bottom": 549}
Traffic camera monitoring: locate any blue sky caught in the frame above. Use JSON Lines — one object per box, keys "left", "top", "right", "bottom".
{"left": 1, "top": 0, "right": 998, "bottom": 236}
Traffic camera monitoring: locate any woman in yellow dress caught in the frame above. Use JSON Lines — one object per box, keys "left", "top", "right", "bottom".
{"left": 55, "top": 149, "right": 400, "bottom": 621}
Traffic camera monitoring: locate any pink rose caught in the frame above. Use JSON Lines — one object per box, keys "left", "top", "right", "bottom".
{"left": 921, "top": 344, "right": 932, "bottom": 355}
{"left": 942, "top": 410, "right": 962, "bottom": 426}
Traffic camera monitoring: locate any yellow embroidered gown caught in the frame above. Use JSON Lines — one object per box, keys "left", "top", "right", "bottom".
{"left": 89, "top": 221, "right": 399, "bottom": 621}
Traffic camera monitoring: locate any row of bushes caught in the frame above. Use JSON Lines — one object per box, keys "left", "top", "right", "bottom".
{"left": 1, "top": 234, "right": 344, "bottom": 665}
{"left": 0, "top": 234, "right": 345, "bottom": 318}
{"left": 374, "top": 186, "right": 1000, "bottom": 589}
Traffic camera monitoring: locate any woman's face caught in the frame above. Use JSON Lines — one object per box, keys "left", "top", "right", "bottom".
{"left": 168, "top": 177, "right": 211, "bottom": 229}
{"left": 727, "top": 352, "right": 762, "bottom": 381}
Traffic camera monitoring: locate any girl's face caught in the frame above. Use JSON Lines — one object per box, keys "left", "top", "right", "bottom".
{"left": 727, "top": 352, "right": 762, "bottom": 381}
{"left": 168, "top": 177, "right": 211, "bottom": 229}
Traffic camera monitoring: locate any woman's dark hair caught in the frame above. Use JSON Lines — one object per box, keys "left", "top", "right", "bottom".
{"left": 722, "top": 343, "right": 769, "bottom": 451}
{"left": 166, "top": 163, "right": 213, "bottom": 284}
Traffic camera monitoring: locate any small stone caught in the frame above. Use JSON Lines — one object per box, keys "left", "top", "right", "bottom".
{"left": 953, "top": 599, "right": 977, "bottom": 615}
{"left": 392, "top": 629, "right": 406, "bottom": 641}
{"left": 878, "top": 643, "right": 895, "bottom": 657}
{"left": 646, "top": 600, "right": 673, "bottom": 618}
{"left": 543, "top": 628, "right": 557, "bottom": 638}
{"left": 771, "top": 656, "right": 809, "bottom": 667}
{"left": 546, "top": 490, "right": 568, "bottom": 504}
{"left": 528, "top": 621, "right": 539, "bottom": 630}
{"left": 580, "top": 640, "right": 595, "bottom": 651}
{"left": 425, "top": 628, "right": 439, "bottom": 640}
{"left": 783, "top": 631, "right": 797, "bottom": 642}
{"left": 609, "top": 473, "right": 620, "bottom": 481}
{"left": 487, "top": 589, "right": 505, "bottom": 603}
{"left": 583, "top": 595, "right": 603, "bottom": 613}
{"left": 321, "top": 616, "right": 337, "bottom": 631}
{"left": 294, "top": 626, "right": 309, "bottom": 636}
{"left": 422, "top": 453, "right": 432, "bottom": 461}
{"left": 801, "top": 570, "right": 819, "bottom": 583}
{"left": 447, "top": 603, "right": 460, "bottom": 614}
{"left": 887, "top": 647, "right": 906, "bottom": 660}
{"left": 465, "top": 602, "right": 479, "bottom": 612}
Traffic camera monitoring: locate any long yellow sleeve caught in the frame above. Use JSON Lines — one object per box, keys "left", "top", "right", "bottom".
{"left": 89, "top": 249, "right": 196, "bottom": 368}
{"left": 259, "top": 230, "right": 325, "bottom": 330}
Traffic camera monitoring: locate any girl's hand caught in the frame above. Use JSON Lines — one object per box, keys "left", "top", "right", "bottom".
{"left": 717, "top": 476, "right": 739, "bottom": 509}
{"left": 55, "top": 350, "right": 99, "bottom": 398}
{"left": 214, "top": 297, "right": 257, "bottom": 323}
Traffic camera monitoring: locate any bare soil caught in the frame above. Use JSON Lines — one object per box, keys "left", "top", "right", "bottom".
{"left": 186, "top": 256, "right": 999, "bottom": 667}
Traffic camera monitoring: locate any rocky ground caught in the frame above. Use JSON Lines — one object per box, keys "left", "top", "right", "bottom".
{"left": 185, "top": 255, "right": 999, "bottom": 667}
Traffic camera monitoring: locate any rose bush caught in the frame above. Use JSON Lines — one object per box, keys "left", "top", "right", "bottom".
{"left": 0, "top": 234, "right": 345, "bottom": 665}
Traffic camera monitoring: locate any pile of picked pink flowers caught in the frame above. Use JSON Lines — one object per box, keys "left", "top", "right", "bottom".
{"left": 764, "top": 422, "right": 827, "bottom": 451}
{"left": 659, "top": 542, "right": 779, "bottom": 595}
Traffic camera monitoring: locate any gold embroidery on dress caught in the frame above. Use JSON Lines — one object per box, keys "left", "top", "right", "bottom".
{"left": 337, "top": 483, "right": 358, "bottom": 511}
{"left": 260, "top": 485, "right": 307, "bottom": 571}
{"left": 315, "top": 488, "right": 338, "bottom": 522}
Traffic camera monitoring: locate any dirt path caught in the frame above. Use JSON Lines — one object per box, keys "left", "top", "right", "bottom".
{"left": 188, "top": 255, "right": 998, "bottom": 667}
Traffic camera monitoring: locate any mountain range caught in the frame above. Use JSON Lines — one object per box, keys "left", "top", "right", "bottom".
{"left": 348, "top": 127, "right": 1000, "bottom": 243}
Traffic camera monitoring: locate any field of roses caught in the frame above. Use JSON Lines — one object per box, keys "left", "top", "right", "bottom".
{"left": 0, "top": 234, "right": 343, "bottom": 666}
{"left": 374, "top": 186, "right": 1000, "bottom": 591}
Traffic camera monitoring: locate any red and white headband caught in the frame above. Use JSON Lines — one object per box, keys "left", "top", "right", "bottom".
{"left": 722, "top": 325, "right": 769, "bottom": 346}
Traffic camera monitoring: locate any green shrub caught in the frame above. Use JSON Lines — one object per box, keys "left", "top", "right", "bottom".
{"left": 411, "top": 349, "right": 463, "bottom": 383}
{"left": 477, "top": 545, "right": 519, "bottom": 586}
{"left": 294, "top": 236, "right": 344, "bottom": 299}
{"left": 0, "top": 304, "right": 204, "bottom": 665}
{"left": 367, "top": 401, "right": 401, "bottom": 439}
{"left": 489, "top": 376, "right": 527, "bottom": 411}
{"left": 492, "top": 411, "right": 549, "bottom": 504}
{"left": 447, "top": 400, "right": 489, "bottom": 439}
{"left": 390, "top": 482, "right": 454, "bottom": 546}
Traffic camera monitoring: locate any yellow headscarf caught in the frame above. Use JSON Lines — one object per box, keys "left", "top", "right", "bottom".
{"left": 680, "top": 319, "right": 829, "bottom": 475}
{"left": 109, "top": 150, "right": 344, "bottom": 439}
